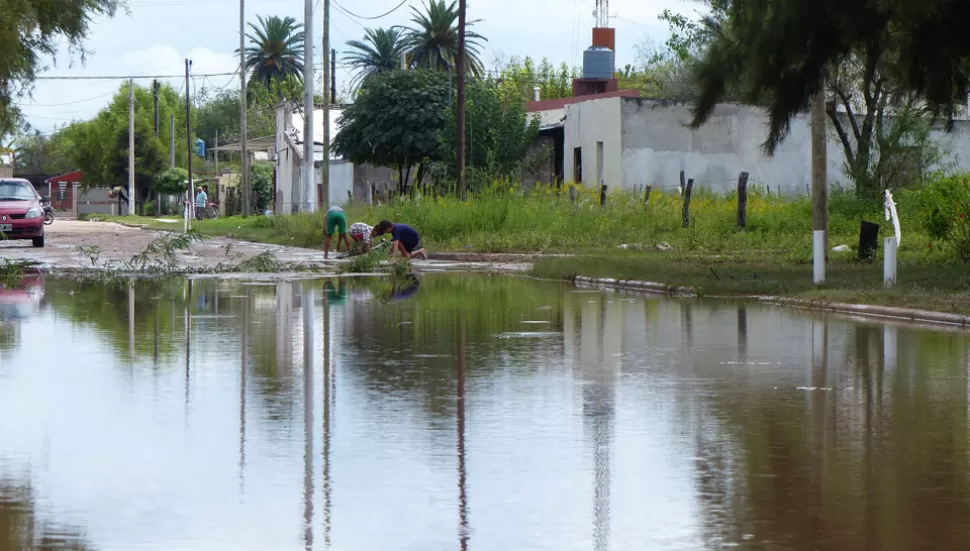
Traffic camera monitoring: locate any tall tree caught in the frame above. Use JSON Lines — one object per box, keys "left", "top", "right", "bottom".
{"left": 333, "top": 69, "right": 450, "bottom": 194}
{"left": 688, "top": 0, "right": 970, "bottom": 156}
{"left": 406, "top": 0, "right": 486, "bottom": 76}
{"left": 343, "top": 27, "right": 409, "bottom": 90}
{"left": 439, "top": 79, "right": 540, "bottom": 185}
{"left": 242, "top": 15, "right": 306, "bottom": 89}
{"left": 0, "top": 0, "right": 121, "bottom": 140}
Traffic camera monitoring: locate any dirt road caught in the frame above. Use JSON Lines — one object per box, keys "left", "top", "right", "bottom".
{"left": 0, "top": 220, "right": 526, "bottom": 273}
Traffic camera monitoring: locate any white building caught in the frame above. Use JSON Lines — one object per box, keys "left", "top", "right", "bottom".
{"left": 529, "top": 94, "right": 970, "bottom": 195}
{"left": 274, "top": 103, "right": 353, "bottom": 213}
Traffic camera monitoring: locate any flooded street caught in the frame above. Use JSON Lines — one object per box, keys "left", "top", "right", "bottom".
{"left": 2, "top": 272, "right": 970, "bottom": 550}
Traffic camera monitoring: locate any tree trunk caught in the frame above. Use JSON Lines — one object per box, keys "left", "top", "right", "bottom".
{"left": 811, "top": 80, "right": 828, "bottom": 261}
{"left": 397, "top": 164, "right": 405, "bottom": 197}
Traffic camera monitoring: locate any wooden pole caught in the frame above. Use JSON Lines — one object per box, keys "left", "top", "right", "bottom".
{"left": 599, "top": 184, "right": 607, "bottom": 206}
{"left": 679, "top": 170, "right": 685, "bottom": 194}
{"left": 321, "top": 0, "right": 330, "bottom": 212}
{"left": 682, "top": 178, "right": 694, "bottom": 228}
{"left": 128, "top": 78, "right": 135, "bottom": 216}
{"left": 239, "top": 0, "right": 250, "bottom": 217}
{"left": 644, "top": 185, "right": 651, "bottom": 206}
{"left": 737, "top": 171, "right": 748, "bottom": 228}
{"left": 184, "top": 60, "right": 193, "bottom": 231}
{"left": 455, "top": 0, "right": 467, "bottom": 199}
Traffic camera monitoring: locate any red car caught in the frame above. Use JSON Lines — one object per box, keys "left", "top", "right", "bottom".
{"left": 0, "top": 178, "right": 46, "bottom": 247}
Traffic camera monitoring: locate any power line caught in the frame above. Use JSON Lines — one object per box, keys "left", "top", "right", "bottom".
{"left": 35, "top": 72, "right": 236, "bottom": 81}
{"left": 332, "top": 0, "right": 408, "bottom": 20}
{"left": 15, "top": 90, "right": 116, "bottom": 107}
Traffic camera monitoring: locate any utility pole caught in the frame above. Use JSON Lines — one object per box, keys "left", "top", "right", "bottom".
{"left": 215, "top": 129, "right": 220, "bottom": 178}
{"left": 301, "top": 0, "right": 316, "bottom": 213}
{"left": 185, "top": 58, "right": 193, "bottom": 231}
{"left": 811, "top": 77, "right": 828, "bottom": 284}
{"left": 330, "top": 49, "right": 336, "bottom": 104}
{"left": 455, "top": 0, "right": 468, "bottom": 199}
{"left": 152, "top": 80, "right": 159, "bottom": 137}
{"left": 128, "top": 78, "right": 135, "bottom": 216}
{"left": 239, "top": 0, "right": 250, "bottom": 217}
{"left": 321, "top": 0, "right": 330, "bottom": 212}
{"left": 153, "top": 80, "right": 161, "bottom": 215}
{"left": 169, "top": 113, "right": 175, "bottom": 167}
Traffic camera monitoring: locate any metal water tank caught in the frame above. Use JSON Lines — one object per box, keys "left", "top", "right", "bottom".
{"left": 583, "top": 46, "right": 613, "bottom": 79}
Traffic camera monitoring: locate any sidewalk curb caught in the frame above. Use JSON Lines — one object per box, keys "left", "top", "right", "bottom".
{"left": 573, "top": 275, "right": 970, "bottom": 328}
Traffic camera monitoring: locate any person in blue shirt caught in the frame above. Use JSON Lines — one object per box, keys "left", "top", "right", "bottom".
{"left": 371, "top": 220, "right": 428, "bottom": 260}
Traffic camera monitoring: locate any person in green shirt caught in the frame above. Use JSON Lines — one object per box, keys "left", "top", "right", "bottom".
{"left": 324, "top": 205, "right": 350, "bottom": 258}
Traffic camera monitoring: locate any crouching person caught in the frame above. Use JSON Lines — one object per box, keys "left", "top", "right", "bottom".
{"left": 371, "top": 220, "right": 427, "bottom": 260}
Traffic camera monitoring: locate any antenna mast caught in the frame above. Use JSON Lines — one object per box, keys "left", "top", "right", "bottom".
{"left": 594, "top": 0, "right": 609, "bottom": 27}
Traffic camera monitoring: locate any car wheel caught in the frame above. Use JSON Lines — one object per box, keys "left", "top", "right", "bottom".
{"left": 32, "top": 236, "right": 45, "bottom": 248}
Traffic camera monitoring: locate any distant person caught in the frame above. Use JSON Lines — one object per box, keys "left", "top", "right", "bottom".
{"left": 324, "top": 205, "right": 350, "bottom": 258}
{"left": 371, "top": 220, "right": 427, "bottom": 260}
{"left": 194, "top": 186, "right": 207, "bottom": 220}
{"left": 348, "top": 221, "right": 374, "bottom": 253}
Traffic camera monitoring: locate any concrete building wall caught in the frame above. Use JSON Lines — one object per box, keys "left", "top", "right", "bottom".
{"left": 563, "top": 97, "right": 623, "bottom": 188}
{"left": 617, "top": 97, "right": 970, "bottom": 195}
{"left": 619, "top": 98, "right": 846, "bottom": 195}
{"left": 77, "top": 188, "right": 117, "bottom": 216}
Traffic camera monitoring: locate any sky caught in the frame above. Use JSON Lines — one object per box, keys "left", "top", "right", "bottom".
{"left": 15, "top": 0, "right": 704, "bottom": 137}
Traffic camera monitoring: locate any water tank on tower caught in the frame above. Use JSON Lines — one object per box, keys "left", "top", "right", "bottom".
{"left": 583, "top": 46, "right": 613, "bottom": 79}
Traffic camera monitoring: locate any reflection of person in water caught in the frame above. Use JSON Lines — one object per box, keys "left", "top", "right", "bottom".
{"left": 324, "top": 279, "right": 347, "bottom": 305}
{"left": 391, "top": 276, "right": 420, "bottom": 300}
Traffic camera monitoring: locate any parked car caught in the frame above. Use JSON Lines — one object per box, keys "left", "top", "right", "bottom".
{"left": 0, "top": 178, "right": 46, "bottom": 247}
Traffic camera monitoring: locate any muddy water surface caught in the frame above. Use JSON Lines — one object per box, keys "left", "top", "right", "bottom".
{"left": 1, "top": 273, "right": 969, "bottom": 550}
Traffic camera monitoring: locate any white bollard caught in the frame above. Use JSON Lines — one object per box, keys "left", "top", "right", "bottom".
{"left": 813, "top": 230, "right": 826, "bottom": 284}
{"left": 884, "top": 236, "right": 897, "bottom": 288}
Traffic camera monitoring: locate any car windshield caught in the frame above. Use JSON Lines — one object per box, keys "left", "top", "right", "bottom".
{"left": 0, "top": 181, "right": 37, "bottom": 201}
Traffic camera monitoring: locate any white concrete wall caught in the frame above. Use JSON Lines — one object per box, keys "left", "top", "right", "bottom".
{"left": 563, "top": 97, "right": 624, "bottom": 188}
{"left": 619, "top": 98, "right": 845, "bottom": 195}
{"left": 617, "top": 98, "right": 970, "bottom": 195}
{"left": 321, "top": 159, "right": 354, "bottom": 206}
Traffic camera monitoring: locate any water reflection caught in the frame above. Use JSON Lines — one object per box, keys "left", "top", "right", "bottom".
{"left": 0, "top": 473, "right": 95, "bottom": 550}
{"left": 1, "top": 275, "right": 970, "bottom": 549}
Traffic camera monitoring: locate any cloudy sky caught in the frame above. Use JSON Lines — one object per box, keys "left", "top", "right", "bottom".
{"left": 17, "top": 0, "right": 704, "bottom": 136}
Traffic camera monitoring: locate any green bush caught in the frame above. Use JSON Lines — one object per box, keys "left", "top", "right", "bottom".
{"left": 914, "top": 172, "right": 970, "bottom": 262}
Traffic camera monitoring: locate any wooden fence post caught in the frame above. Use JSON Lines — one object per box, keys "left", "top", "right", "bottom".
{"left": 682, "top": 178, "right": 694, "bottom": 228}
{"left": 737, "top": 171, "right": 749, "bottom": 228}
{"left": 679, "top": 170, "right": 686, "bottom": 194}
{"left": 569, "top": 186, "right": 577, "bottom": 203}
{"left": 600, "top": 184, "right": 607, "bottom": 206}
{"left": 644, "top": 185, "right": 652, "bottom": 206}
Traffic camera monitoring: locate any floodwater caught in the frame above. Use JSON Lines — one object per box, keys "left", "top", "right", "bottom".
{"left": 1, "top": 272, "right": 970, "bottom": 551}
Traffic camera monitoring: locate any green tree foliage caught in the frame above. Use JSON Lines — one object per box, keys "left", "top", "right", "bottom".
{"left": 687, "top": 0, "right": 970, "bottom": 157}
{"left": 497, "top": 56, "right": 576, "bottom": 104}
{"left": 67, "top": 82, "right": 187, "bottom": 201}
{"left": 332, "top": 69, "right": 449, "bottom": 194}
{"left": 106, "top": 115, "right": 167, "bottom": 200}
{"left": 0, "top": 0, "right": 120, "bottom": 140}
{"left": 241, "top": 15, "right": 306, "bottom": 89}
{"left": 661, "top": 0, "right": 940, "bottom": 196}
{"left": 250, "top": 161, "right": 274, "bottom": 211}
{"left": 343, "top": 27, "right": 409, "bottom": 91}
{"left": 405, "top": 0, "right": 486, "bottom": 76}
{"left": 192, "top": 76, "right": 297, "bottom": 150}
{"left": 12, "top": 129, "right": 76, "bottom": 174}
{"left": 154, "top": 167, "right": 190, "bottom": 195}
{"left": 439, "top": 79, "right": 540, "bottom": 185}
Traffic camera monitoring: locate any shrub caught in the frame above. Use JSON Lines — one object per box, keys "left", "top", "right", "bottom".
{"left": 915, "top": 172, "right": 970, "bottom": 262}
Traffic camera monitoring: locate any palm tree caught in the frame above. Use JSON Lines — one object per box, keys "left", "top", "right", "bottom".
{"left": 406, "top": 0, "right": 486, "bottom": 77}
{"left": 343, "top": 27, "right": 409, "bottom": 90}
{"left": 241, "top": 15, "right": 306, "bottom": 88}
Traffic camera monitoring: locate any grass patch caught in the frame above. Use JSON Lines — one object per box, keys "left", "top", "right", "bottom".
{"left": 89, "top": 185, "right": 948, "bottom": 263}
{"left": 531, "top": 251, "right": 970, "bottom": 314}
